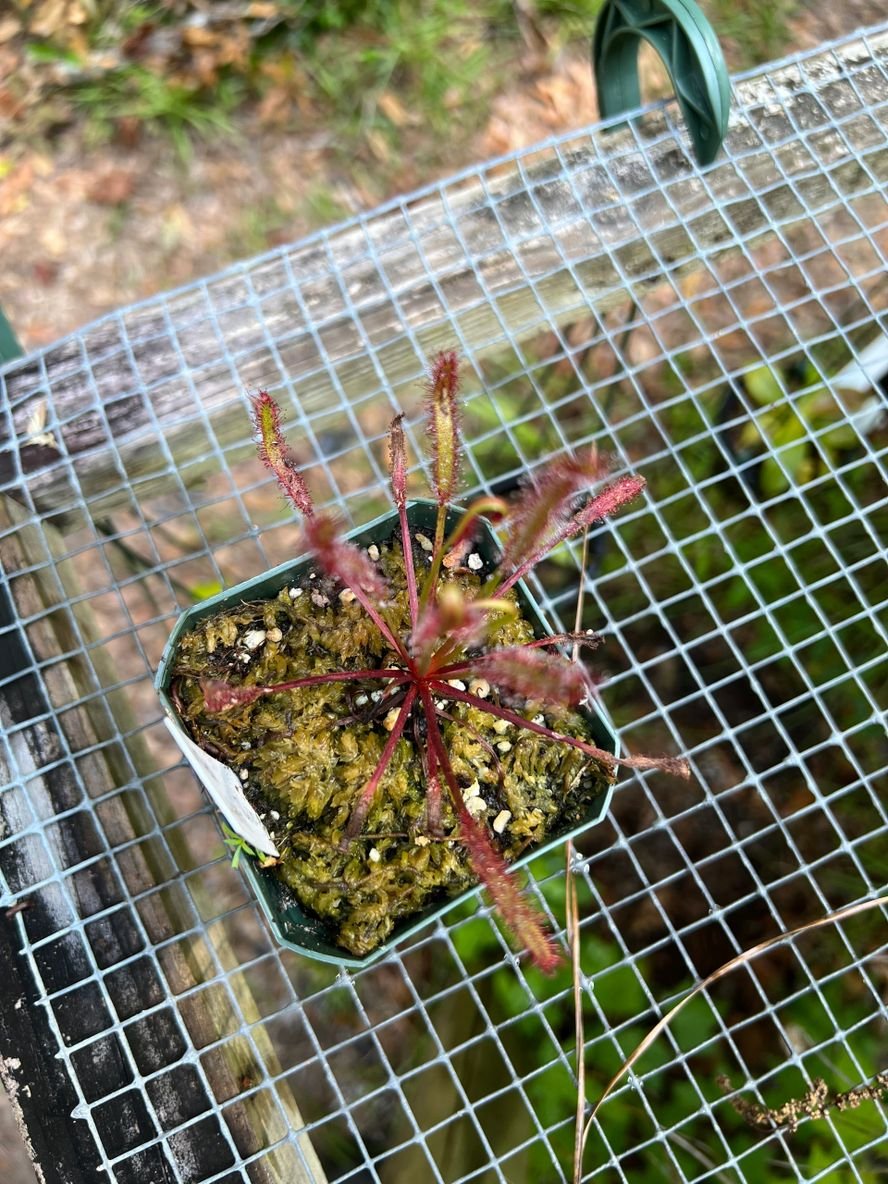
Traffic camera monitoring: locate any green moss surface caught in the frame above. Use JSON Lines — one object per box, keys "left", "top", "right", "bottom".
{"left": 171, "top": 535, "right": 611, "bottom": 955}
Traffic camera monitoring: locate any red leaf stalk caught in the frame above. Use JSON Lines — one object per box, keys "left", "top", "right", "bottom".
{"left": 200, "top": 669, "right": 410, "bottom": 713}
{"left": 429, "top": 680, "right": 691, "bottom": 781}
{"left": 441, "top": 496, "right": 509, "bottom": 567}
{"left": 388, "top": 414, "right": 419, "bottom": 626}
{"left": 420, "top": 687, "right": 561, "bottom": 974}
{"left": 250, "top": 391, "right": 315, "bottom": 518}
{"left": 342, "top": 685, "right": 418, "bottom": 844}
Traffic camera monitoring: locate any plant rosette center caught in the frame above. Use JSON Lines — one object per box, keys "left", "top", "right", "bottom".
{"left": 168, "top": 508, "right": 613, "bottom": 960}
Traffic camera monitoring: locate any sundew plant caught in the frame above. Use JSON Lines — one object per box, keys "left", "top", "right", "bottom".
{"left": 201, "top": 352, "right": 688, "bottom": 971}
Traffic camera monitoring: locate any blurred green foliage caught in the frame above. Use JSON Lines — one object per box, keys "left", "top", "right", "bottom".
{"left": 441, "top": 848, "right": 888, "bottom": 1181}
{"left": 68, "top": 66, "right": 241, "bottom": 158}
{"left": 703, "top": 0, "right": 799, "bottom": 67}
{"left": 738, "top": 362, "right": 867, "bottom": 497}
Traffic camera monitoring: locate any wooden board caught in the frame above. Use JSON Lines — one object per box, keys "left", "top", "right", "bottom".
{"left": 0, "top": 498, "right": 327, "bottom": 1184}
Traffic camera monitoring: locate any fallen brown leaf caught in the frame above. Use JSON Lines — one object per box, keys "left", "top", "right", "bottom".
{"left": 192, "top": 49, "right": 220, "bottom": 88}
{"left": 0, "top": 16, "right": 21, "bottom": 44}
{"left": 257, "top": 87, "right": 292, "bottom": 127}
{"left": 32, "top": 260, "right": 59, "bottom": 286}
{"left": 366, "top": 128, "right": 391, "bottom": 165}
{"left": 88, "top": 167, "right": 136, "bottom": 206}
{"left": 114, "top": 116, "right": 142, "bottom": 148}
{"left": 182, "top": 26, "right": 219, "bottom": 48}
{"left": 378, "top": 90, "right": 411, "bottom": 128}
{"left": 0, "top": 86, "right": 24, "bottom": 120}
{"left": 122, "top": 21, "right": 156, "bottom": 60}
{"left": 30, "top": 0, "right": 75, "bottom": 40}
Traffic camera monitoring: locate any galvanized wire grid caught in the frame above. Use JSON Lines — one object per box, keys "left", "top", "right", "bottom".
{"left": 1, "top": 24, "right": 887, "bottom": 1184}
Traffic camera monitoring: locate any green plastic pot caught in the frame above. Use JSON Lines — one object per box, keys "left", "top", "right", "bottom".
{"left": 156, "top": 500, "right": 619, "bottom": 969}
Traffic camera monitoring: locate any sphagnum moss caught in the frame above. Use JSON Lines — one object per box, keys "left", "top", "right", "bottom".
{"left": 172, "top": 535, "right": 609, "bottom": 956}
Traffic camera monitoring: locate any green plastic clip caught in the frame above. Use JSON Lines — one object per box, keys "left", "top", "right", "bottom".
{"left": 0, "top": 307, "right": 23, "bottom": 365}
{"left": 593, "top": 0, "right": 731, "bottom": 166}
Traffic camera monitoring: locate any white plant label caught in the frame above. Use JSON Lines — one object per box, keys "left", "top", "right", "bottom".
{"left": 164, "top": 716, "right": 280, "bottom": 857}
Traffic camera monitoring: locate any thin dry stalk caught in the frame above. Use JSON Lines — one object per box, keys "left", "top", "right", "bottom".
{"left": 571, "top": 527, "right": 590, "bottom": 1184}
{"left": 567, "top": 843, "right": 585, "bottom": 1184}
{"left": 580, "top": 893, "right": 888, "bottom": 1167}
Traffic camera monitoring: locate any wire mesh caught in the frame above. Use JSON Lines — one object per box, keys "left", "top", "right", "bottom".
{"left": 1, "top": 24, "right": 887, "bottom": 1184}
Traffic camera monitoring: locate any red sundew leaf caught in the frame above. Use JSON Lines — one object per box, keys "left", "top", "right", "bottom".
{"left": 304, "top": 512, "right": 390, "bottom": 602}
{"left": 457, "top": 802, "right": 562, "bottom": 974}
{"left": 439, "top": 632, "right": 605, "bottom": 679}
{"left": 420, "top": 691, "right": 560, "bottom": 974}
{"left": 304, "top": 513, "right": 407, "bottom": 659}
{"left": 426, "top": 350, "right": 461, "bottom": 505}
{"left": 388, "top": 413, "right": 408, "bottom": 509}
{"left": 570, "top": 474, "right": 647, "bottom": 534}
{"left": 475, "top": 647, "right": 591, "bottom": 707}
{"left": 500, "top": 451, "right": 604, "bottom": 576}
{"left": 500, "top": 472, "right": 647, "bottom": 594}
{"left": 200, "top": 669, "right": 411, "bottom": 713}
{"left": 250, "top": 391, "right": 315, "bottom": 517}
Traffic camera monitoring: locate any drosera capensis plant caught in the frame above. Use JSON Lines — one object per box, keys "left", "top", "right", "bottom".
{"left": 197, "top": 352, "right": 689, "bottom": 972}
